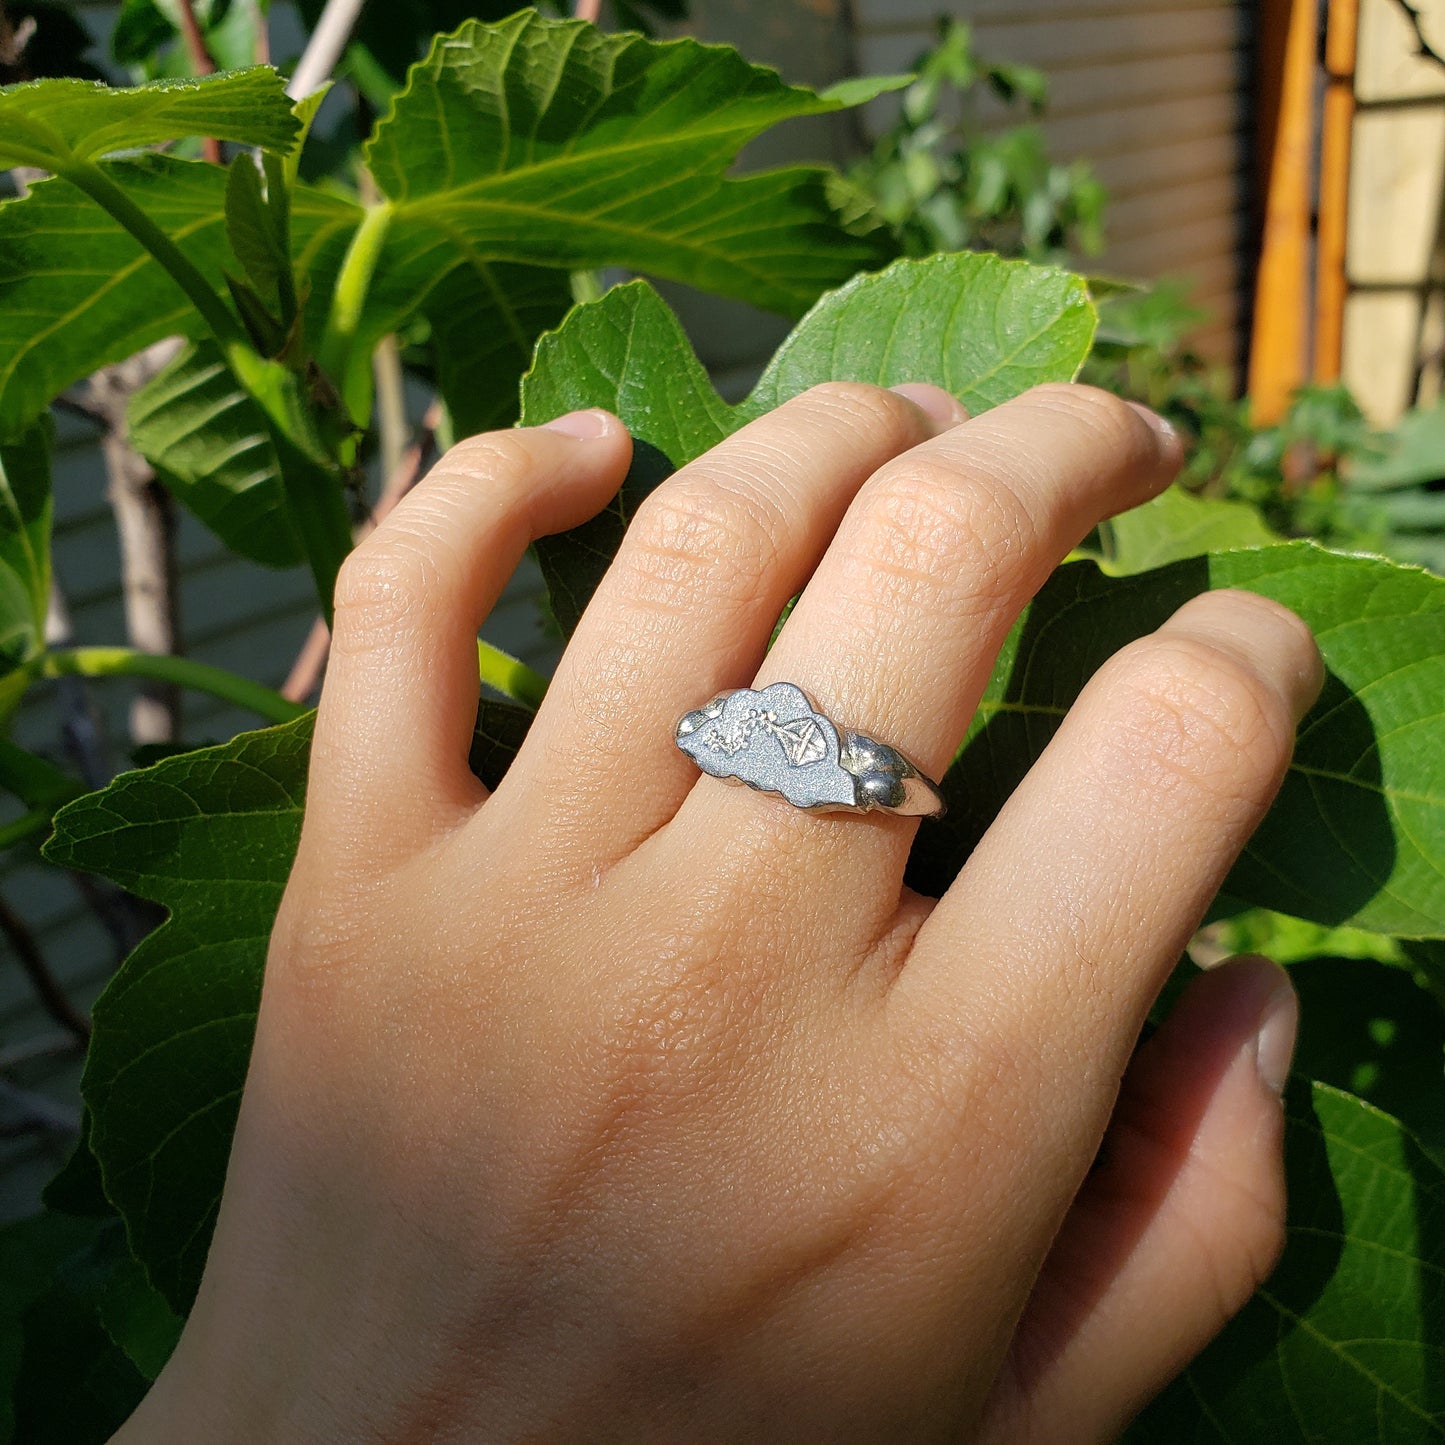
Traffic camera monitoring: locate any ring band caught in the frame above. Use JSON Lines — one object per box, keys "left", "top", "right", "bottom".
{"left": 675, "top": 682, "right": 946, "bottom": 818}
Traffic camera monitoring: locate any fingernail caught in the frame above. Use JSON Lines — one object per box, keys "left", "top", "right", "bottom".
{"left": 542, "top": 409, "right": 611, "bottom": 439}
{"left": 889, "top": 382, "right": 967, "bottom": 430}
{"left": 1125, "top": 399, "right": 1178, "bottom": 449}
{"left": 1253, "top": 976, "right": 1299, "bottom": 1096}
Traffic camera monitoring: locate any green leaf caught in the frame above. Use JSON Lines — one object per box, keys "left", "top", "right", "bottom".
{"left": 10, "top": 1222, "right": 152, "bottom": 1445}
{"left": 45, "top": 700, "right": 535, "bottom": 1312}
{"left": 1286, "top": 956, "right": 1445, "bottom": 1166}
{"left": 425, "top": 262, "right": 574, "bottom": 436}
{"left": 364, "top": 13, "right": 891, "bottom": 322}
{"left": 127, "top": 339, "right": 303, "bottom": 567}
{"left": 523, "top": 282, "right": 735, "bottom": 636}
{"left": 1211, "top": 907, "right": 1405, "bottom": 966}
{"left": 525, "top": 255, "right": 1096, "bottom": 635}
{"left": 0, "top": 67, "right": 298, "bottom": 170}
{"left": 43, "top": 1112, "right": 114, "bottom": 1220}
{"left": 1090, "top": 485, "right": 1279, "bottom": 575}
{"left": 911, "top": 545, "right": 1445, "bottom": 937}
{"left": 0, "top": 736, "right": 81, "bottom": 811}
{"left": 0, "top": 156, "right": 361, "bottom": 440}
{"left": 740, "top": 251, "right": 1093, "bottom": 418}
{"left": 1127, "top": 1084, "right": 1445, "bottom": 1442}
{"left": 0, "top": 416, "right": 51, "bottom": 673}
{"left": 43, "top": 717, "right": 313, "bottom": 1311}
{"left": 223, "top": 153, "right": 288, "bottom": 317}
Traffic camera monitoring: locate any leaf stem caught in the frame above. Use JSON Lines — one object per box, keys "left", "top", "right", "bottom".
{"left": 41, "top": 648, "right": 306, "bottom": 725}
{"left": 477, "top": 641, "right": 549, "bottom": 711}
{"left": 318, "top": 199, "right": 392, "bottom": 406}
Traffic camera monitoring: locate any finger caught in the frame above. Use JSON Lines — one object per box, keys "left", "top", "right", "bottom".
{"left": 309, "top": 413, "right": 632, "bottom": 855}
{"left": 981, "top": 957, "right": 1295, "bottom": 1445}
{"left": 667, "top": 385, "right": 1180, "bottom": 920}
{"left": 896, "top": 589, "right": 1320, "bottom": 1239}
{"left": 501, "top": 383, "right": 965, "bottom": 870}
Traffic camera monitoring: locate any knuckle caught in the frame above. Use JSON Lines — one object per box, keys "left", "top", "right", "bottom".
{"left": 435, "top": 429, "right": 537, "bottom": 484}
{"left": 1100, "top": 635, "right": 1293, "bottom": 806}
{"left": 626, "top": 468, "right": 784, "bottom": 581}
{"left": 1023, "top": 381, "right": 1150, "bottom": 447}
{"left": 332, "top": 532, "right": 447, "bottom": 652}
{"left": 852, "top": 461, "right": 1037, "bottom": 611}
{"left": 791, "top": 379, "right": 923, "bottom": 437}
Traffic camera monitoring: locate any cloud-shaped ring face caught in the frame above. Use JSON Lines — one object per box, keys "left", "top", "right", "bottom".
{"left": 674, "top": 682, "right": 858, "bottom": 810}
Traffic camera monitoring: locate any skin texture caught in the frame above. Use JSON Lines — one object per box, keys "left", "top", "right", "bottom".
{"left": 115, "top": 383, "right": 1322, "bottom": 1444}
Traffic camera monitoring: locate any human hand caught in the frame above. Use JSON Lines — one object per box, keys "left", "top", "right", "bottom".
{"left": 117, "top": 382, "right": 1322, "bottom": 1443}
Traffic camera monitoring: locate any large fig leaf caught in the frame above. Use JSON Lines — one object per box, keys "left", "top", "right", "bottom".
{"left": 366, "top": 14, "right": 898, "bottom": 319}
{"left": 342, "top": 13, "right": 904, "bottom": 427}
{"left": 0, "top": 157, "right": 360, "bottom": 440}
{"left": 738, "top": 250, "right": 1095, "bottom": 417}
{"left": 44, "top": 701, "right": 535, "bottom": 1312}
{"left": 916, "top": 545, "right": 1445, "bottom": 937}
{"left": 0, "top": 67, "right": 297, "bottom": 170}
{"left": 524, "top": 253, "right": 1094, "bottom": 634}
{"left": 1126, "top": 1083, "right": 1445, "bottom": 1442}
{"left": 1089, "top": 484, "right": 1279, "bottom": 575}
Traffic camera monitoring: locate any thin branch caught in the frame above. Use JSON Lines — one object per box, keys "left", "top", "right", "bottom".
{"left": 575, "top": 0, "right": 603, "bottom": 21}
{"left": 0, "top": 893, "right": 91, "bottom": 1044}
{"left": 287, "top": 0, "right": 368, "bottom": 99}
{"left": 173, "top": 0, "right": 222, "bottom": 163}
{"left": 253, "top": 0, "right": 271, "bottom": 65}
{"left": 89, "top": 345, "right": 185, "bottom": 748}
{"left": 1390, "top": 0, "right": 1445, "bottom": 71}
{"left": 280, "top": 617, "right": 333, "bottom": 705}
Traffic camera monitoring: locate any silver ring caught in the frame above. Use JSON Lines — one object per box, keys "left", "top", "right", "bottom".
{"left": 675, "top": 682, "right": 945, "bottom": 818}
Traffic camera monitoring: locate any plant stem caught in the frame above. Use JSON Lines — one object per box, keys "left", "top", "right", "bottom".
{"left": 318, "top": 199, "right": 392, "bottom": 399}
{"left": 41, "top": 649, "right": 306, "bottom": 725}
{"left": 477, "top": 641, "right": 549, "bottom": 711}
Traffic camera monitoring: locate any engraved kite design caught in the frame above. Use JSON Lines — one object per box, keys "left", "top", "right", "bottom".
{"left": 674, "top": 682, "right": 856, "bottom": 809}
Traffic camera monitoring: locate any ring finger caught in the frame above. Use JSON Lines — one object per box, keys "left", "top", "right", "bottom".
{"left": 667, "top": 384, "right": 1182, "bottom": 918}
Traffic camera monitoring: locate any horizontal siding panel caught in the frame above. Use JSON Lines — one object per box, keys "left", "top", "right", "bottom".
{"left": 1105, "top": 172, "right": 1239, "bottom": 238}
{"left": 968, "top": 7, "right": 1242, "bottom": 70}
{"left": 858, "top": 41, "right": 1243, "bottom": 134}
{"left": 1027, "top": 91, "right": 1245, "bottom": 163}
{"left": 854, "top": 0, "right": 1236, "bottom": 31}
{"left": 1055, "top": 131, "right": 1238, "bottom": 197}
{"left": 1099, "top": 209, "right": 1239, "bottom": 277}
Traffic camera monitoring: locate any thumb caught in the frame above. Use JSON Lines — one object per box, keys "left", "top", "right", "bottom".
{"left": 983, "top": 955, "right": 1297, "bottom": 1444}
